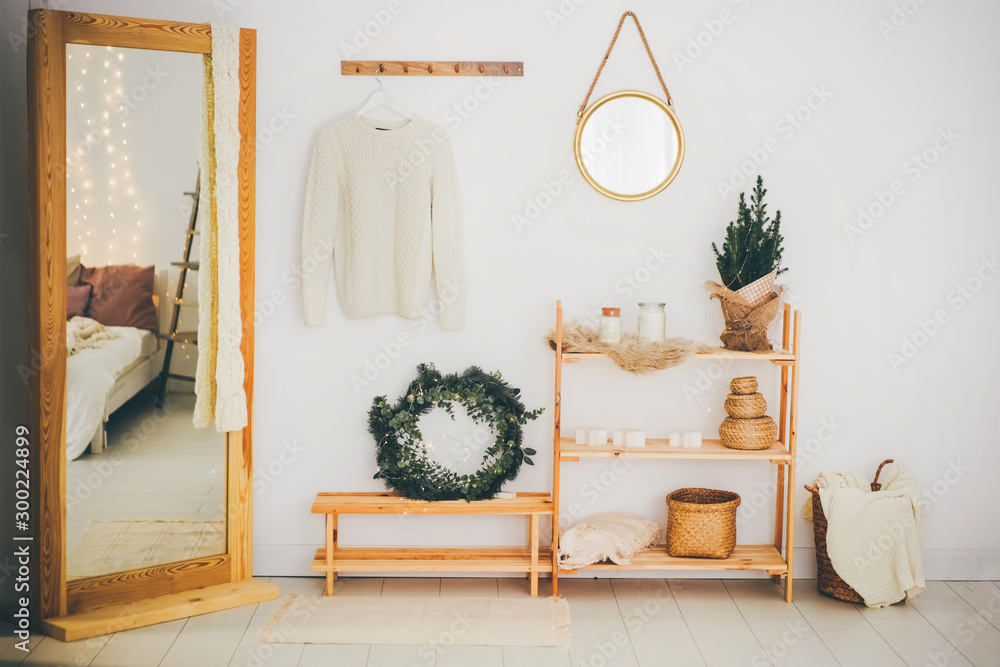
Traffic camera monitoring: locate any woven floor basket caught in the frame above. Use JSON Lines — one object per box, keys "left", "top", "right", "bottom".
{"left": 665, "top": 488, "right": 741, "bottom": 559}
{"left": 719, "top": 416, "right": 777, "bottom": 450}
{"left": 730, "top": 376, "right": 758, "bottom": 394}
{"left": 724, "top": 392, "right": 767, "bottom": 419}
{"left": 805, "top": 459, "right": 894, "bottom": 603}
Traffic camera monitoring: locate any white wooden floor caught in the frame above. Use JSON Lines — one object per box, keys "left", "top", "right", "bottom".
{"left": 66, "top": 391, "right": 225, "bottom": 571}
{"left": 3, "top": 578, "right": 999, "bottom": 666}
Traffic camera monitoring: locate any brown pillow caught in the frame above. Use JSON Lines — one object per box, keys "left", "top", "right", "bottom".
{"left": 79, "top": 264, "right": 158, "bottom": 333}
{"left": 67, "top": 283, "right": 92, "bottom": 319}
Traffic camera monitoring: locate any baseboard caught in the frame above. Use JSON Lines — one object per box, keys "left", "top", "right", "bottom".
{"left": 253, "top": 545, "right": 1000, "bottom": 580}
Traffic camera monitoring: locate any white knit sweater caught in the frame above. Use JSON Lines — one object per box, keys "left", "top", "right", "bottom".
{"left": 302, "top": 113, "right": 465, "bottom": 329}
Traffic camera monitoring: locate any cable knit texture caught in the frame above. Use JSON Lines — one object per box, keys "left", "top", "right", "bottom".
{"left": 193, "top": 25, "right": 247, "bottom": 432}
{"left": 302, "top": 114, "right": 465, "bottom": 330}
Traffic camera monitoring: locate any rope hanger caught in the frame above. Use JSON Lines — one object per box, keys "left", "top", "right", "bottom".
{"left": 578, "top": 10, "right": 674, "bottom": 118}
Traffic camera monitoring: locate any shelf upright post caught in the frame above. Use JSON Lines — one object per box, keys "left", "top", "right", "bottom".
{"left": 773, "top": 302, "right": 792, "bottom": 583}
{"left": 551, "top": 301, "right": 564, "bottom": 595}
{"left": 784, "top": 310, "right": 802, "bottom": 602}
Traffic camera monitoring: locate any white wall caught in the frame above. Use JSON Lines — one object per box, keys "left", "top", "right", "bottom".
{"left": 51, "top": 0, "right": 1000, "bottom": 580}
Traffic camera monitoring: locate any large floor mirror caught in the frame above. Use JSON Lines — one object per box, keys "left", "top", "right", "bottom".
{"left": 27, "top": 10, "right": 277, "bottom": 641}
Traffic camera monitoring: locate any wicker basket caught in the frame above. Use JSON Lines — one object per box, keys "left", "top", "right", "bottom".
{"left": 730, "top": 376, "right": 758, "bottom": 395}
{"left": 665, "top": 488, "right": 741, "bottom": 559}
{"left": 724, "top": 392, "right": 767, "bottom": 419}
{"left": 805, "top": 459, "right": 894, "bottom": 603}
{"left": 719, "top": 416, "right": 777, "bottom": 450}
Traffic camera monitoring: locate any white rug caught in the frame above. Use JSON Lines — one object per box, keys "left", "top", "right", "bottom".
{"left": 68, "top": 520, "right": 225, "bottom": 580}
{"left": 258, "top": 594, "right": 570, "bottom": 649}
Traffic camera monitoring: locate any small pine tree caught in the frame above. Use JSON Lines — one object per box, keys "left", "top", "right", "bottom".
{"left": 711, "top": 175, "right": 787, "bottom": 291}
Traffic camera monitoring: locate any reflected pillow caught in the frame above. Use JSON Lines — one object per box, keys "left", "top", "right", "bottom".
{"left": 66, "top": 283, "right": 92, "bottom": 319}
{"left": 79, "top": 264, "right": 158, "bottom": 332}
{"left": 67, "top": 255, "right": 81, "bottom": 285}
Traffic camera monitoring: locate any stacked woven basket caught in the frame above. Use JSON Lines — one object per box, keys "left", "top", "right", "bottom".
{"left": 719, "top": 376, "right": 777, "bottom": 450}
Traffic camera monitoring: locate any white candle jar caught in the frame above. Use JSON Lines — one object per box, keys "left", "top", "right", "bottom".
{"left": 598, "top": 307, "right": 622, "bottom": 343}
{"left": 637, "top": 302, "right": 666, "bottom": 343}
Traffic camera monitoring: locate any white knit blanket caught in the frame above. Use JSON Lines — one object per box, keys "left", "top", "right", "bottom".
{"left": 66, "top": 316, "right": 121, "bottom": 355}
{"left": 811, "top": 463, "right": 925, "bottom": 607}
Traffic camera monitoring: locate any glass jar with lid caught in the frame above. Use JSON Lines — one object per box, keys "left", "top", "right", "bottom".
{"left": 637, "top": 302, "right": 665, "bottom": 343}
{"left": 598, "top": 307, "right": 622, "bottom": 343}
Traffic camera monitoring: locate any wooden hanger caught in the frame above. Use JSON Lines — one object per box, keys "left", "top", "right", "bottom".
{"left": 357, "top": 64, "right": 413, "bottom": 121}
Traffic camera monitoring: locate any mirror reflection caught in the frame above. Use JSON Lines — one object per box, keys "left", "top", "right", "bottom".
{"left": 575, "top": 91, "right": 684, "bottom": 200}
{"left": 64, "top": 44, "right": 225, "bottom": 581}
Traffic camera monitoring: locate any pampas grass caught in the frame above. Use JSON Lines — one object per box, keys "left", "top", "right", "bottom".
{"left": 546, "top": 321, "right": 710, "bottom": 374}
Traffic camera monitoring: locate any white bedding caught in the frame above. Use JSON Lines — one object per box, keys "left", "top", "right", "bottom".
{"left": 66, "top": 325, "right": 156, "bottom": 461}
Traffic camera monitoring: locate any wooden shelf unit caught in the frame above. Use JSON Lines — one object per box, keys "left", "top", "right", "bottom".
{"left": 311, "top": 492, "right": 553, "bottom": 597}
{"left": 551, "top": 300, "right": 802, "bottom": 602}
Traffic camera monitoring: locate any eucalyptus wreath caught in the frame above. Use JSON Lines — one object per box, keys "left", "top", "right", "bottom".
{"left": 369, "top": 364, "right": 544, "bottom": 502}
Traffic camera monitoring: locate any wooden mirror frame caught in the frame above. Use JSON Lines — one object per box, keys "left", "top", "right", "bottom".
{"left": 573, "top": 89, "right": 686, "bottom": 202}
{"left": 27, "top": 9, "right": 277, "bottom": 641}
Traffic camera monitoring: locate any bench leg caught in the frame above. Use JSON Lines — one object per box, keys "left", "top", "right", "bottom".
{"left": 529, "top": 514, "right": 539, "bottom": 597}
{"left": 325, "top": 513, "right": 338, "bottom": 596}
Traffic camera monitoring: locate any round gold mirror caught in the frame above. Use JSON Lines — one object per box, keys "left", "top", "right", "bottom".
{"left": 574, "top": 90, "right": 685, "bottom": 202}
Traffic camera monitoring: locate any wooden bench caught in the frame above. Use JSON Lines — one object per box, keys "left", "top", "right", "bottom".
{"left": 311, "top": 492, "right": 554, "bottom": 596}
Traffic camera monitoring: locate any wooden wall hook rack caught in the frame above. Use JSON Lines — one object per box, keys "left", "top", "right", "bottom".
{"left": 342, "top": 61, "right": 524, "bottom": 77}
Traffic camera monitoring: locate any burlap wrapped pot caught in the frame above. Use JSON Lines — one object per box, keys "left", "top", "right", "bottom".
{"left": 705, "top": 281, "right": 783, "bottom": 352}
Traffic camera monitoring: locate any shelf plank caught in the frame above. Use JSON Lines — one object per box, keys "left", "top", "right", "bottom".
{"left": 562, "top": 545, "right": 786, "bottom": 573}
{"left": 562, "top": 346, "right": 795, "bottom": 362}
{"left": 311, "top": 491, "right": 552, "bottom": 515}
{"left": 560, "top": 438, "right": 790, "bottom": 462}
{"left": 312, "top": 547, "right": 554, "bottom": 573}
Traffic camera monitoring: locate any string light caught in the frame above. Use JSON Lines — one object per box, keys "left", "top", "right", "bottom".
{"left": 67, "top": 45, "right": 143, "bottom": 267}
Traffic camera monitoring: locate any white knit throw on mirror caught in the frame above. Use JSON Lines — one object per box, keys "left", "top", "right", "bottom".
{"left": 193, "top": 23, "right": 247, "bottom": 432}
{"left": 301, "top": 114, "right": 465, "bottom": 330}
